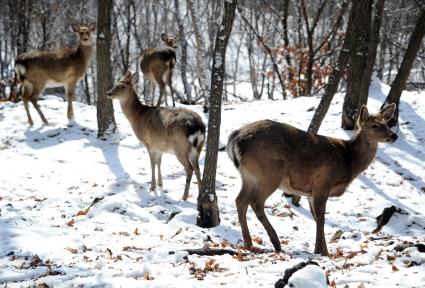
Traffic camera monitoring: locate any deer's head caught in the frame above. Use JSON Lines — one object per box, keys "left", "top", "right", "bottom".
{"left": 161, "top": 33, "right": 181, "bottom": 49}
{"left": 71, "top": 22, "right": 96, "bottom": 46}
{"left": 107, "top": 71, "right": 139, "bottom": 101}
{"left": 357, "top": 104, "right": 398, "bottom": 143}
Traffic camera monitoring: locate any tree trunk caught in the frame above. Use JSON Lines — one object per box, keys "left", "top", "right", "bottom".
{"left": 174, "top": 0, "right": 192, "bottom": 102}
{"left": 308, "top": 0, "right": 366, "bottom": 134}
{"left": 342, "top": 0, "right": 372, "bottom": 130}
{"left": 281, "top": 0, "right": 292, "bottom": 70}
{"left": 197, "top": 0, "right": 237, "bottom": 228}
{"left": 382, "top": 8, "right": 425, "bottom": 127}
{"left": 96, "top": 0, "right": 116, "bottom": 138}
{"left": 187, "top": 0, "right": 210, "bottom": 110}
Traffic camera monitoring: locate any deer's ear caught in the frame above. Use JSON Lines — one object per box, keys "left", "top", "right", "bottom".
{"left": 131, "top": 72, "right": 139, "bottom": 85}
{"left": 381, "top": 103, "right": 396, "bottom": 121}
{"left": 71, "top": 23, "right": 80, "bottom": 33}
{"left": 88, "top": 22, "right": 96, "bottom": 32}
{"left": 122, "top": 71, "right": 132, "bottom": 82}
{"left": 161, "top": 33, "right": 167, "bottom": 41}
{"left": 357, "top": 105, "right": 369, "bottom": 126}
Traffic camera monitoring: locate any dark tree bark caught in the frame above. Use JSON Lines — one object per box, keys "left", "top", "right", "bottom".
{"left": 197, "top": 0, "right": 237, "bottom": 228}
{"left": 308, "top": 0, "right": 366, "bottom": 134}
{"left": 281, "top": 0, "right": 292, "bottom": 70}
{"left": 342, "top": 0, "right": 372, "bottom": 130}
{"left": 382, "top": 8, "right": 425, "bottom": 127}
{"left": 96, "top": 0, "right": 116, "bottom": 138}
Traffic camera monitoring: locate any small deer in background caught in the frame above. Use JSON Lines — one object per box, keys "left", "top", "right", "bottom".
{"left": 15, "top": 22, "right": 96, "bottom": 126}
{"left": 140, "top": 33, "right": 181, "bottom": 107}
{"left": 107, "top": 71, "right": 205, "bottom": 200}
{"left": 227, "top": 104, "right": 398, "bottom": 256}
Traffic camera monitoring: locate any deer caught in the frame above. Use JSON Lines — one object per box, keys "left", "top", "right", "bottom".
{"left": 107, "top": 71, "right": 205, "bottom": 201}
{"left": 15, "top": 22, "right": 96, "bottom": 126}
{"left": 139, "top": 33, "right": 181, "bottom": 107}
{"left": 227, "top": 104, "right": 398, "bottom": 256}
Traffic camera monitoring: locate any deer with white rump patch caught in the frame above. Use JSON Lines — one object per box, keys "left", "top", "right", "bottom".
{"left": 15, "top": 22, "right": 96, "bottom": 126}
{"left": 227, "top": 104, "right": 398, "bottom": 256}
{"left": 107, "top": 71, "right": 205, "bottom": 200}
{"left": 140, "top": 33, "right": 181, "bottom": 107}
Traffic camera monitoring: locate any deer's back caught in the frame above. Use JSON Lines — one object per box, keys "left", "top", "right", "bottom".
{"left": 134, "top": 107, "right": 205, "bottom": 153}
{"left": 140, "top": 48, "right": 176, "bottom": 74}
{"left": 16, "top": 48, "right": 91, "bottom": 85}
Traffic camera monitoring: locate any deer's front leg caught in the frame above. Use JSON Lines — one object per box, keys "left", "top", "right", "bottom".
{"left": 312, "top": 195, "right": 329, "bottom": 256}
{"left": 66, "top": 83, "right": 76, "bottom": 119}
{"left": 148, "top": 151, "right": 157, "bottom": 191}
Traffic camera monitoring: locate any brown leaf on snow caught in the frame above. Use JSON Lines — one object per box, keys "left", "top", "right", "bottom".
{"left": 330, "top": 279, "right": 337, "bottom": 288}
{"left": 392, "top": 264, "right": 399, "bottom": 272}
{"left": 67, "top": 218, "right": 75, "bottom": 227}
{"left": 387, "top": 254, "right": 396, "bottom": 261}
{"left": 252, "top": 236, "right": 263, "bottom": 245}
{"left": 143, "top": 272, "right": 154, "bottom": 280}
{"left": 133, "top": 228, "right": 140, "bottom": 236}
{"left": 76, "top": 209, "right": 89, "bottom": 216}
{"left": 280, "top": 239, "right": 290, "bottom": 245}
{"left": 220, "top": 241, "right": 230, "bottom": 248}
{"left": 36, "top": 284, "right": 49, "bottom": 288}
{"left": 65, "top": 247, "right": 78, "bottom": 254}
{"left": 118, "top": 231, "right": 129, "bottom": 236}
{"left": 30, "top": 255, "right": 43, "bottom": 267}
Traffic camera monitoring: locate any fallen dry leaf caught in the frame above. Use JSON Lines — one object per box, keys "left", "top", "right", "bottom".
{"left": 66, "top": 219, "right": 75, "bottom": 227}
{"left": 134, "top": 227, "right": 140, "bottom": 236}
{"left": 392, "top": 264, "right": 399, "bottom": 272}
{"left": 76, "top": 209, "right": 89, "bottom": 216}
{"left": 65, "top": 247, "right": 78, "bottom": 254}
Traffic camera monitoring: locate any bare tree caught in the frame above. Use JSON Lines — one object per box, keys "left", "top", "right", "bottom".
{"left": 382, "top": 8, "right": 425, "bottom": 127}
{"left": 187, "top": 0, "right": 210, "bottom": 109}
{"left": 308, "top": 0, "right": 367, "bottom": 133}
{"left": 197, "top": 0, "right": 237, "bottom": 228}
{"left": 96, "top": 0, "right": 116, "bottom": 138}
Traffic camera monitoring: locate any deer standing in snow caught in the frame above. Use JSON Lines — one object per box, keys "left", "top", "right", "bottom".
{"left": 107, "top": 71, "right": 205, "bottom": 200}
{"left": 140, "top": 33, "right": 181, "bottom": 107}
{"left": 227, "top": 104, "right": 398, "bottom": 256}
{"left": 15, "top": 22, "right": 96, "bottom": 126}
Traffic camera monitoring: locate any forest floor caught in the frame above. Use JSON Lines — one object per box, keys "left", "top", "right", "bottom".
{"left": 1, "top": 79, "right": 424, "bottom": 287}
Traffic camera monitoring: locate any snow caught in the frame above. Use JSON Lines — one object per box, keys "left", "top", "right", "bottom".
{"left": 1, "top": 79, "right": 425, "bottom": 287}
{"left": 286, "top": 264, "right": 328, "bottom": 288}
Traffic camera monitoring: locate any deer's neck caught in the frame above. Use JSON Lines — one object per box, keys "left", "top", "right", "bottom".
{"left": 347, "top": 129, "right": 378, "bottom": 178}
{"left": 76, "top": 44, "right": 93, "bottom": 66}
{"left": 119, "top": 90, "right": 147, "bottom": 124}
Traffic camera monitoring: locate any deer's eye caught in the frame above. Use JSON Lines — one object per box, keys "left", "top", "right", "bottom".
{"left": 371, "top": 123, "right": 379, "bottom": 129}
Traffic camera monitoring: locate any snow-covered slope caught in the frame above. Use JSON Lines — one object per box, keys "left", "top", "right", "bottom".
{"left": 1, "top": 82, "right": 424, "bottom": 287}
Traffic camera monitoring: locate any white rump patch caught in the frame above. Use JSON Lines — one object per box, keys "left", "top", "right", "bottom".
{"left": 15, "top": 64, "right": 26, "bottom": 76}
{"left": 188, "top": 131, "right": 204, "bottom": 147}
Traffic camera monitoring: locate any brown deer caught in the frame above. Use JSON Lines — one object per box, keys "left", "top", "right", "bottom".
{"left": 107, "top": 71, "right": 205, "bottom": 200}
{"left": 15, "top": 22, "right": 96, "bottom": 126}
{"left": 140, "top": 33, "right": 180, "bottom": 107}
{"left": 227, "top": 104, "right": 398, "bottom": 256}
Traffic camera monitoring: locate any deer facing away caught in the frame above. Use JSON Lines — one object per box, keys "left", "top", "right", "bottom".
{"left": 107, "top": 71, "right": 205, "bottom": 200}
{"left": 15, "top": 22, "right": 96, "bottom": 126}
{"left": 227, "top": 104, "right": 398, "bottom": 256}
{"left": 140, "top": 33, "right": 180, "bottom": 107}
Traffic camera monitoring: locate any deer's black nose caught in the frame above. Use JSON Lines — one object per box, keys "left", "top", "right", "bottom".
{"left": 392, "top": 134, "right": 398, "bottom": 141}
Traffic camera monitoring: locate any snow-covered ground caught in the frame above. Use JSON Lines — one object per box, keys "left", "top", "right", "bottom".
{"left": 1, "top": 79, "right": 424, "bottom": 287}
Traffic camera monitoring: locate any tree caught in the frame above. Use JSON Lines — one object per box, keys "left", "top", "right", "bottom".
{"left": 342, "top": 0, "right": 386, "bottom": 130}
{"left": 308, "top": 0, "right": 368, "bottom": 133}
{"left": 187, "top": 0, "right": 210, "bottom": 110}
{"left": 197, "top": 0, "right": 237, "bottom": 228}
{"left": 382, "top": 8, "right": 425, "bottom": 127}
{"left": 96, "top": 0, "right": 116, "bottom": 138}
